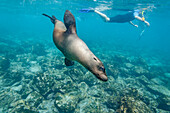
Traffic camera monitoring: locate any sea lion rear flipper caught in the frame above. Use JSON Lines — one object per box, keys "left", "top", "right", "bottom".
{"left": 42, "top": 14, "right": 57, "bottom": 24}
{"left": 65, "top": 58, "right": 74, "bottom": 66}
{"left": 64, "top": 10, "right": 77, "bottom": 34}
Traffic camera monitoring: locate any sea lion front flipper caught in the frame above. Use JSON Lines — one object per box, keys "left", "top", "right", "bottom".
{"left": 64, "top": 10, "right": 77, "bottom": 34}
{"left": 42, "top": 14, "right": 57, "bottom": 24}
{"left": 64, "top": 58, "right": 74, "bottom": 66}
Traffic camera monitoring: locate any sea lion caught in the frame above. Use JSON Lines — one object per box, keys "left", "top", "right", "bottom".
{"left": 43, "top": 10, "right": 108, "bottom": 81}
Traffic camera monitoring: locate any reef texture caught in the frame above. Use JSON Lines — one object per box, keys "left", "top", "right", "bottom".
{"left": 0, "top": 39, "right": 170, "bottom": 113}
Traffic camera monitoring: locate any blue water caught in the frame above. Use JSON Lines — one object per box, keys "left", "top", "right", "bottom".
{"left": 0, "top": 0, "right": 170, "bottom": 112}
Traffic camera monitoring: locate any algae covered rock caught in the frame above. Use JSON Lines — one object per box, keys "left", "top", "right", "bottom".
{"left": 19, "top": 81, "right": 33, "bottom": 99}
{"left": 151, "top": 77, "right": 165, "bottom": 85}
{"left": 133, "top": 66, "right": 149, "bottom": 76}
{"left": 105, "top": 95, "right": 121, "bottom": 110}
{"left": 80, "top": 71, "right": 99, "bottom": 86}
{"left": 125, "top": 63, "right": 134, "bottom": 69}
{"left": 52, "top": 76, "right": 78, "bottom": 94}
{"left": 0, "top": 88, "right": 38, "bottom": 113}
{"left": 31, "top": 73, "right": 55, "bottom": 98}
{"left": 30, "top": 64, "right": 42, "bottom": 73}
{"left": 38, "top": 100, "right": 59, "bottom": 113}
{"left": 136, "top": 75, "right": 150, "bottom": 85}
{"left": 88, "top": 85, "right": 103, "bottom": 97}
{"left": 106, "top": 87, "right": 154, "bottom": 113}
{"left": 55, "top": 91, "right": 80, "bottom": 112}
{"left": 25, "top": 91, "right": 44, "bottom": 108}
{"left": 107, "top": 64, "right": 119, "bottom": 79}
{"left": 64, "top": 68, "right": 84, "bottom": 83}
{"left": 147, "top": 84, "right": 170, "bottom": 96}
{"left": 75, "top": 97, "right": 109, "bottom": 113}
{"left": 117, "top": 96, "right": 152, "bottom": 113}
{"left": 133, "top": 57, "right": 147, "bottom": 66}
{"left": 78, "top": 82, "right": 89, "bottom": 100}
{"left": 9, "top": 99, "right": 39, "bottom": 113}
{"left": 116, "top": 88, "right": 153, "bottom": 113}
{"left": 11, "top": 84, "right": 22, "bottom": 92}
{"left": 0, "top": 89, "right": 20, "bottom": 111}
{"left": 1, "top": 72, "right": 22, "bottom": 86}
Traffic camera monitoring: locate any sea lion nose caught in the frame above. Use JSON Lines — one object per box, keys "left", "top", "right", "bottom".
{"left": 100, "top": 74, "right": 108, "bottom": 81}
{"left": 65, "top": 10, "right": 71, "bottom": 15}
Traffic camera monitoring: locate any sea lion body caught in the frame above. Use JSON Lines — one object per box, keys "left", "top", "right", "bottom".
{"left": 43, "top": 10, "right": 108, "bottom": 81}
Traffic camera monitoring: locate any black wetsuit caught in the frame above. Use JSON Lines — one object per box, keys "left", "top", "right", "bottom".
{"left": 109, "top": 12, "right": 135, "bottom": 23}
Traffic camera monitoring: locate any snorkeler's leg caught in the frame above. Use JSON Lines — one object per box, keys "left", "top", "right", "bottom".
{"left": 94, "top": 10, "right": 110, "bottom": 22}
{"left": 129, "top": 21, "right": 138, "bottom": 27}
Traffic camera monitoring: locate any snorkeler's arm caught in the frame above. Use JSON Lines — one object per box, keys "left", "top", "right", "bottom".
{"left": 94, "top": 10, "right": 110, "bottom": 22}
{"left": 135, "top": 16, "right": 150, "bottom": 26}
{"left": 129, "top": 21, "right": 138, "bottom": 27}
{"left": 144, "top": 20, "right": 150, "bottom": 26}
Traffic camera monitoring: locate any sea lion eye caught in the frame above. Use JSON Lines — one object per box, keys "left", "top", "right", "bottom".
{"left": 93, "top": 57, "right": 97, "bottom": 61}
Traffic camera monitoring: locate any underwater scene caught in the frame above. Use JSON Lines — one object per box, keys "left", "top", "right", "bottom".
{"left": 0, "top": 0, "right": 170, "bottom": 112}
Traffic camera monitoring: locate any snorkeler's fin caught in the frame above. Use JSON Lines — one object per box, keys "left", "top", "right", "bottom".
{"left": 79, "top": 8, "right": 94, "bottom": 13}
{"left": 64, "top": 58, "right": 74, "bottom": 66}
{"left": 42, "top": 13, "right": 57, "bottom": 24}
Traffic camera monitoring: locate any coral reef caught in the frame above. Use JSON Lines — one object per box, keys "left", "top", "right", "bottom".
{"left": 0, "top": 40, "right": 170, "bottom": 112}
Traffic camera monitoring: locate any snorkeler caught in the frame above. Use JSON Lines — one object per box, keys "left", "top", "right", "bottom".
{"left": 79, "top": 9, "right": 150, "bottom": 27}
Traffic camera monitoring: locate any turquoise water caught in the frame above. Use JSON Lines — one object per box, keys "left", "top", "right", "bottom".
{"left": 0, "top": 0, "right": 170, "bottom": 112}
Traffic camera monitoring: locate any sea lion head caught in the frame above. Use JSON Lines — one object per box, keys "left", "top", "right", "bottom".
{"left": 64, "top": 10, "right": 76, "bottom": 29}
{"left": 89, "top": 57, "right": 108, "bottom": 81}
